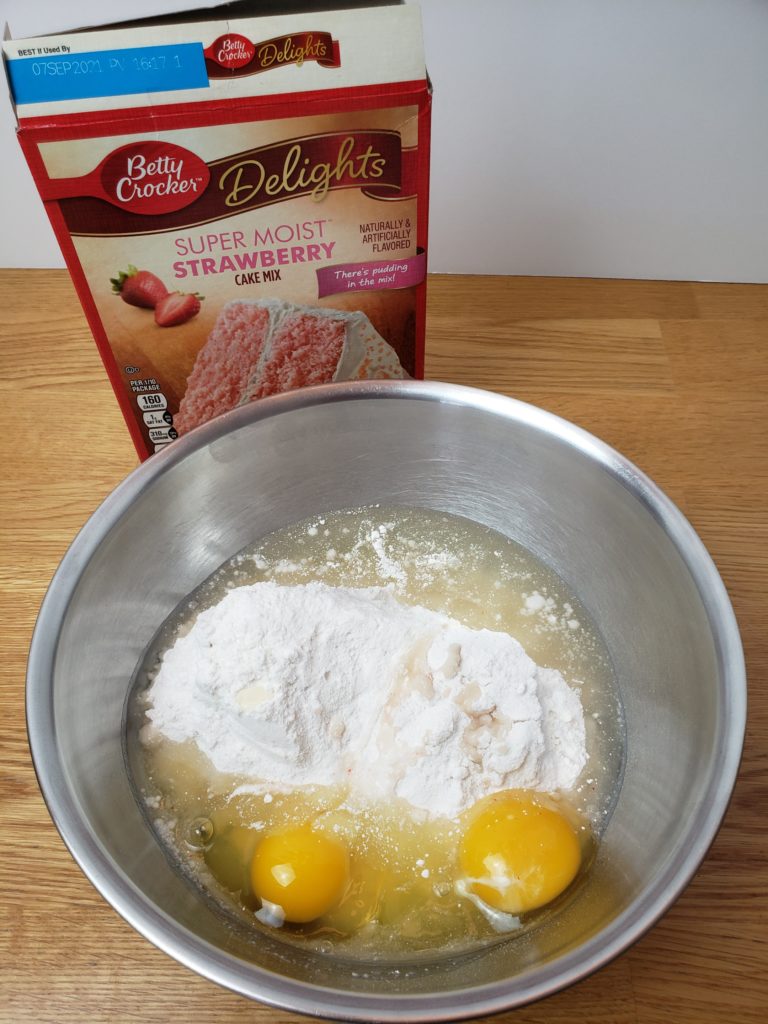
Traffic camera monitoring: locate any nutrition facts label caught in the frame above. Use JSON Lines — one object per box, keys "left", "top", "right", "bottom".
{"left": 136, "top": 392, "right": 177, "bottom": 452}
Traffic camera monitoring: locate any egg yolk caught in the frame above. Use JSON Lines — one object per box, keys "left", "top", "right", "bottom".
{"left": 459, "top": 793, "right": 582, "bottom": 915}
{"left": 250, "top": 823, "right": 349, "bottom": 924}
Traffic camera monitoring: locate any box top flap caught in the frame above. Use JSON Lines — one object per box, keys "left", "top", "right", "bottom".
{"left": 3, "top": 4, "right": 425, "bottom": 123}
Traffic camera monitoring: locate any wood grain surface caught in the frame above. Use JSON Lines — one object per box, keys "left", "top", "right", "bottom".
{"left": 1, "top": 269, "right": 765, "bottom": 1022}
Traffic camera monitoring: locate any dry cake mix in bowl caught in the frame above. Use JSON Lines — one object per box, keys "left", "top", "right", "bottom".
{"left": 27, "top": 382, "right": 745, "bottom": 1020}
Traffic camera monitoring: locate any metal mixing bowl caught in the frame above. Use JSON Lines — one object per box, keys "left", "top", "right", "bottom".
{"left": 27, "top": 380, "right": 745, "bottom": 1020}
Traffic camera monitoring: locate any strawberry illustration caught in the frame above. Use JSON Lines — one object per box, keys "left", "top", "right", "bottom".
{"left": 154, "top": 291, "right": 202, "bottom": 327}
{"left": 111, "top": 266, "right": 168, "bottom": 308}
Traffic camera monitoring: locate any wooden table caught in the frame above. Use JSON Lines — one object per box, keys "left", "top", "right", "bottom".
{"left": 1, "top": 270, "right": 765, "bottom": 1022}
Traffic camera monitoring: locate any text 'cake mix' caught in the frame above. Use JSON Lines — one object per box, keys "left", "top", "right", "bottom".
{"left": 3, "top": 3, "right": 431, "bottom": 457}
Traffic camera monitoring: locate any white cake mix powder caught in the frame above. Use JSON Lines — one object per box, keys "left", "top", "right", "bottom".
{"left": 143, "top": 580, "right": 587, "bottom": 819}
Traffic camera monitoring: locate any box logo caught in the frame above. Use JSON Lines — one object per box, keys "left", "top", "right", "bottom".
{"left": 43, "top": 141, "right": 210, "bottom": 216}
{"left": 216, "top": 132, "right": 400, "bottom": 209}
{"left": 204, "top": 31, "right": 340, "bottom": 78}
{"left": 50, "top": 131, "right": 408, "bottom": 235}
{"left": 100, "top": 142, "right": 211, "bottom": 214}
{"left": 203, "top": 33, "right": 256, "bottom": 71}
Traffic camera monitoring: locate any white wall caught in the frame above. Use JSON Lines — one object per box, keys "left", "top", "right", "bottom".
{"left": 2, "top": 0, "right": 767, "bottom": 281}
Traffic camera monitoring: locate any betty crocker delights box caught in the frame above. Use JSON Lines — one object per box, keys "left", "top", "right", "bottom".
{"left": 3, "top": 3, "right": 430, "bottom": 457}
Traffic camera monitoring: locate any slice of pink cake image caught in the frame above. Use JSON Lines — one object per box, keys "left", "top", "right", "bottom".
{"left": 174, "top": 298, "right": 408, "bottom": 435}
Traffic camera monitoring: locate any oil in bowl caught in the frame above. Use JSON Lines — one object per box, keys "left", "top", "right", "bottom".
{"left": 127, "top": 506, "right": 624, "bottom": 959}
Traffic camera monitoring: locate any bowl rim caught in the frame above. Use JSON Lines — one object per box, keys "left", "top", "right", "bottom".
{"left": 26, "top": 379, "right": 747, "bottom": 1021}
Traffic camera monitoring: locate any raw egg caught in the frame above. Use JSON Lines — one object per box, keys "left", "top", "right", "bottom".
{"left": 459, "top": 792, "right": 582, "bottom": 915}
{"left": 251, "top": 823, "right": 350, "bottom": 924}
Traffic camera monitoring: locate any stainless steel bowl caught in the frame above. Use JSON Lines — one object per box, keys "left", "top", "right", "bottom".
{"left": 27, "top": 380, "right": 745, "bottom": 1020}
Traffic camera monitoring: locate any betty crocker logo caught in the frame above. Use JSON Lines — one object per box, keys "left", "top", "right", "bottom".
{"left": 42, "top": 141, "right": 210, "bottom": 216}
{"left": 51, "top": 131, "right": 414, "bottom": 236}
{"left": 205, "top": 33, "right": 256, "bottom": 70}
{"left": 100, "top": 142, "right": 210, "bottom": 214}
{"left": 204, "top": 31, "right": 340, "bottom": 78}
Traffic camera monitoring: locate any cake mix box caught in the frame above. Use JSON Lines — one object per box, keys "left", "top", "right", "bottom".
{"left": 3, "top": 4, "right": 430, "bottom": 457}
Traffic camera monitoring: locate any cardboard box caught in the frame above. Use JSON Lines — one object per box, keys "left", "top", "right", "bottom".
{"left": 3, "top": 3, "right": 430, "bottom": 457}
